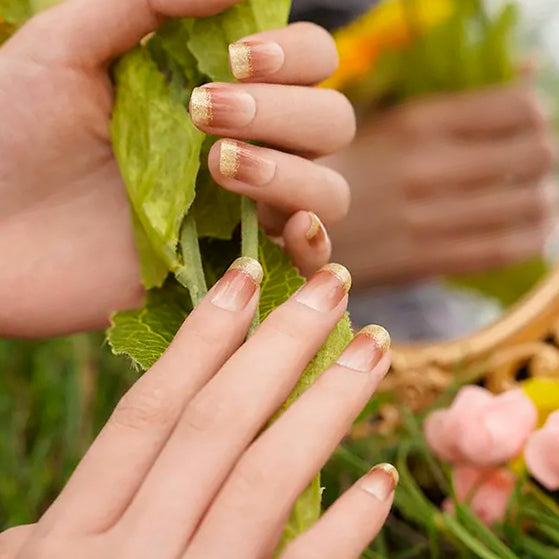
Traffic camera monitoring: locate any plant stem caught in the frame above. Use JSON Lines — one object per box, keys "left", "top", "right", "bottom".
{"left": 242, "top": 196, "right": 260, "bottom": 335}
{"left": 176, "top": 213, "right": 208, "bottom": 307}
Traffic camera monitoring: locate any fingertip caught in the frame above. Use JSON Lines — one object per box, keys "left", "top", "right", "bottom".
{"left": 283, "top": 211, "right": 332, "bottom": 278}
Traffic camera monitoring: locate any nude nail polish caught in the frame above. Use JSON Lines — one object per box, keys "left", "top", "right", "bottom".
{"left": 337, "top": 325, "right": 391, "bottom": 373}
{"left": 190, "top": 85, "right": 256, "bottom": 129}
{"left": 219, "top": 140, "right": 277, "bottom": 186}
{"left": 229, "top": 40, "right": 285, "bottom": 80}
{"left": 296, "top": 263, "right": 352, "bottom": 312}
{"left": 361, "top": 464, "right": 399, "bottom": 501}
{"left": 211, "top": 257, "right": 263, "bottom": 312}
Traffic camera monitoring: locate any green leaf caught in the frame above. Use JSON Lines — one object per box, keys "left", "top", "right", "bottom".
{"left": 111, "top": 46, "right": 206, "bottom": 277}
{"left": 107, "top": 279, "right": 192, "bottom": 371}
{"left": 185, "top": 0, "right": 291, "bottom": 82}
{"left": 449, "top": 257, "right": 548, "bottom": 308}
{"left": 0, "top": 0, "right": 30, "bottom": 24}
{"left": 191, "top": 136, "right": 241, "bottom": 240}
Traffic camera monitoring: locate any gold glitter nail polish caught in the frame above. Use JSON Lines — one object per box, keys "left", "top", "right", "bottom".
{"left": 190, "top": 87, "right": 213, "bottom": 126}
{"left": 319, "top": 263, "right": 352, "bottom": 293}
{"left": 229, "top": 43, "right": 253, "bottom": 80}
{"left": 306, "top": 212, "right": 324, "bottom": 241}
{"left": 370, "top": 463, "right": 400, "bottom": 487}
{"left": 229, "top": 257, "right": 264, "bottom": 286}
{"left": 220, "top": 140, "right": 241, "bottom": 179}
{"left": 358, "top": 325, "right": 391, "bottom": 354}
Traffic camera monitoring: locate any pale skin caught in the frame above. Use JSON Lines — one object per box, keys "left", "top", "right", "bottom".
{"left": 0, "top": 0, "right": 354, "bottom": 338}
{"left": 0, "top": 259, "right": 396, "bottom": 559}
{"left": 327, "top": 83, "right": 558, "bottom": 288}
{"left": 0, "top": 0, "right": 397, "bottom": 556}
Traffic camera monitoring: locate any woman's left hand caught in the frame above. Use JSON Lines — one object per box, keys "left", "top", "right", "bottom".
{"left": 0, "top": 0, "right": 354, "bottom": 337}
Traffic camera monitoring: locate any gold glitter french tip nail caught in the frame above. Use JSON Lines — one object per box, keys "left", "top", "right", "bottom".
{"left": 296, "top": 263, "right": 352, "bottom": 312}
{"left": 219, "top": 140, "right": 277, "bottom": 186}
{"left": 358, "top": 325, "right": 391, "bottom": 355}
{"left": 211, "top": 257, "right": 263, "bottom": 312}
{"left": 229, "top": 40, "right": 285, "bottom": 81}
{"left": 319, "top": 263, "right": 352, "bottom": 293}
{"left": 361, "top": 464, "right": 399, "bottom": 501}
{"left": 190, "top": 87, "right": 213, "bottom": 127}
{"left": 336, "top": 324, "right": 391, "bottom": 372}
{"left": 229, "top": 257, "right": 264, "bottom": 285}
{"left": 306, "top": 212, "right": 325, "bottom": 242}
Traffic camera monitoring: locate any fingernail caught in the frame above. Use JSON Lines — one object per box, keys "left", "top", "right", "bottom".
{"left": 229, "top": 40, "right": 285, "bottom": 80}
{"left": 211, "top": 257, "right": 263, "bottom": 311}
{"left": 305, "top": 212, "right": 327, "bottom": 243}
{"left": 190, "top": 85, "right": 256, "bottom": 129}
{"left": 219, "top": 140, "right": 277, "bottom": 186}
{"left": 296, "top": 263, "right": 351, "bottom": 312}
{"left": 361, "top": 464, "right": 399, "bottom": 501}
{"left": 337, "top": 325, "right": 391, "bottom": 373}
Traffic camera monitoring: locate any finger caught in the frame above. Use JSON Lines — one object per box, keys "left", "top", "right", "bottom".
{"left": 283, "top": 465, "right": 398, "bottom": 559}
{"left": 15, "top": 0, "right": 242, "bottom": 66}
{"left": 399, "top": 83, "right": 549, "bottom": 137}
{"left": 229, "top": 22, "right": 338, "bottom": 85}
{"left": 283, "top": 211, "right": 332, "bottom": 278}
{"left": 406, "top": 179, "right": 558, "bottom": 237}
{"left": 190, "top": 83, "right": 356, "bottom": 156}
{"left": 42, "top": 259, "right": 262, "bottom": 533}
{"left": 185, "top": 328, "right": 391, "bottom": 559}
{"left": 116, "top": 265, "right": 352, "bottom": 559}
{"left": 402, "top": 131, "right": 556, "bottom": 199}
{"left": 209, "top": 140, "right": 351, "bottom": 224}
{"left": 426, "top": 223, "right": 554, "bottom": 276}
{"left": 0, "top": 525, "right": 35, "bottom": 558}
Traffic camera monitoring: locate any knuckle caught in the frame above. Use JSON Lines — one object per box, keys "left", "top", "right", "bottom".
{"left": 111, "top": 384, "right": 174, "bottom": 432}
{"left": 180, "top": 396, "right": 224, "bottom": 435}
{"left": 230, "top": 454, "right": 270, "bottom": 496}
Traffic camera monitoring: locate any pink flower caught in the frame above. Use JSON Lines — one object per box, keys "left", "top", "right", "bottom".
{"left": 424, "top": 386, "right": 538, "bottom": 467}
{"left": 525, "top": 411, "right": 559, "bottom": 491}
{"left": 445, "top": 466, "right": 517, "bottom": 526}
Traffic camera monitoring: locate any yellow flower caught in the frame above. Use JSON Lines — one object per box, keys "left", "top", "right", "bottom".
{"left": 523, "top": 378, "right": 559, "bottom": 426}
{"left": 323, "top": 0, "right": 454, "bottom": 91}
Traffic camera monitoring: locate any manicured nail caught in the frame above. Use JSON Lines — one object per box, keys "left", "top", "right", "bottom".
{"left": 219, "top": 140, "right": 277, "bottom": 186}
{"left": 229, "top": 40, "right": 285, "bottom": 80}
{"left": 337, "top": 325, "right": 391, "bottom": 372}
{"left": 190, "top": 85, "right": 256, "bottom": 129}
{"left": 296, "top": 263, "right": 351, "bottom": 312}
{"left": 211, "top": 257, "right": 263, "bottom": 311}
{"left": 305, "top": 212, "right": 327, "bottom": 243}
{"left": 361, "top": 464, "right": 399, "bottom": 501}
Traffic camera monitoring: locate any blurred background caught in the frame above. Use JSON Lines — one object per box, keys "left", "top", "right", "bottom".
{"left": 2, "top": 0, "right": 559, "bottom": 531}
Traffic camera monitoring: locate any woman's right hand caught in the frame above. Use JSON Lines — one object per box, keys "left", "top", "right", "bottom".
{"left": 0, "top": 260, "right": 394, "bottom": 559}
{"left": 327, "top": 82, "right": 557, "bottom": 288}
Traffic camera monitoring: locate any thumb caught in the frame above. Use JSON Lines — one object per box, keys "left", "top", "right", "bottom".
{"left": 13, "top": 0, "right": 244, "bottom": 66}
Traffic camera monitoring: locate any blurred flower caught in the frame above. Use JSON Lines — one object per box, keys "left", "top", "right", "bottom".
{"left": 323, "top": 0, "right": 453, "bottom": 91}
{"left": 525, "top": 411, "right": 559, "bottom": 490}
{"left": 445, "top": 466, "right": 517, "bottom": 526}
{"left": 424, "top": 386, "right": 538, "bottom": 467}
{"left": 522, "top": 378, "right": 559, "bottom": 426}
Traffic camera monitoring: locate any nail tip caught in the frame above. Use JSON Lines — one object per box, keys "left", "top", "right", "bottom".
{"left": 372, "top": 463, "right": 400, "bottom": 487}
{"left": 305, "top": 212, "right": 323, "bottom": 241}
{"left": 230, "top": 257, "right": 264, "bottom": 285}
{"left": 219, "top": 139, "right": 241, "bottom": 179}
{"left": 190, "top": 86, "right": 213, "bottom": 126}
{"left": 358, "top": 325, "right": 391, "bottom": 354}
{"left": 229, "top": 42, "right": 253, "bottom": 80}
{"left": 319, "top": 263, "right": 352, "bottom": 293}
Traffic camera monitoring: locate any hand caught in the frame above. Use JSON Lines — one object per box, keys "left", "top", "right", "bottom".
{"left": 0, "top": 0, "right": 354, "bottom": 337}
{"left": 326, "top": 83, "right": 557, "bottom": 287}
{"left": 0, "top": 261, "right": 394, "bottom": 559}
